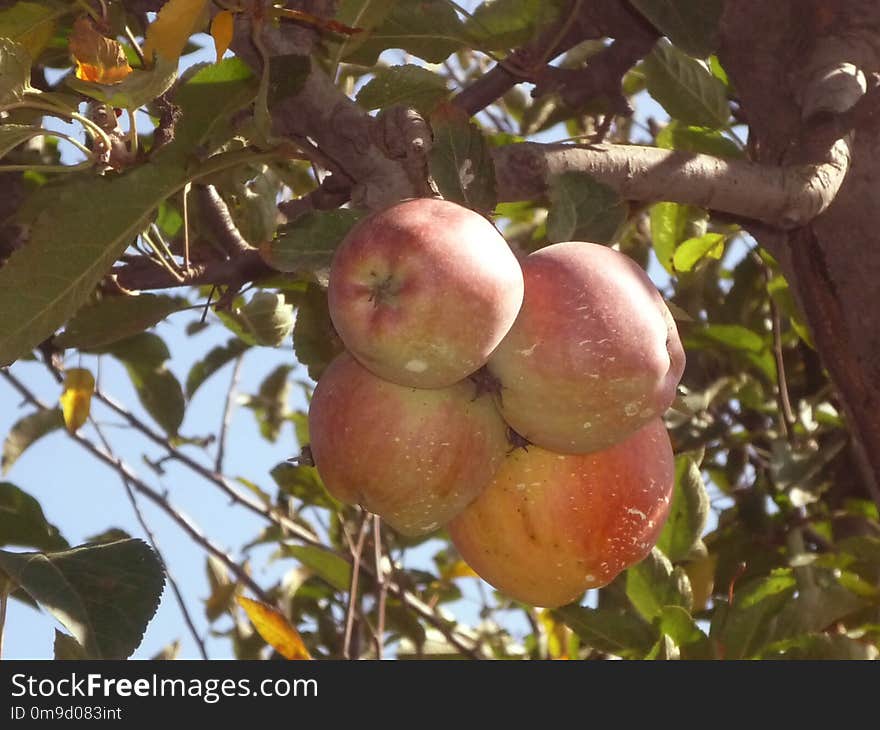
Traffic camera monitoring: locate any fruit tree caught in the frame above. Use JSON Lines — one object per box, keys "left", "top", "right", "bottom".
{"left": 2, "top": 0, "right": 880, "bottom": 660}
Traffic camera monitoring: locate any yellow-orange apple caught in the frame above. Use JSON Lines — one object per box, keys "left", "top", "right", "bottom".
{"left": 487, "top": 241, "right": 685, "bottom": 453}
{"left": 307, "top": 352, "right": 509, "bottom": 536}
{"left": 448, "top": 418, "right": 674, "bottom": 607}
{"left": 328, "top": 198, "right": 524, "bottom": 389}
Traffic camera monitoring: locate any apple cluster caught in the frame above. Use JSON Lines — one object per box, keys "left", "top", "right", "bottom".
{"left": 307, "top": 198, "right": 686, "bottom": 608}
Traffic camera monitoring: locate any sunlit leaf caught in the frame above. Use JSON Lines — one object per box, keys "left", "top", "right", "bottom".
{"left": 0, "top": 1, "right": 58, "bottom": 59}
{"left": 554, "top": 605, "right": 658, "bottom": 659}
{"left": 626, "top": 548, "right": 693, "bottom": 621}
{"left": 656, "top": 120, "right": 742, "bottom": 158}
{"left": 282, "top": 545, "right": 351, "bottom": 592}
{"left": 643, "top": 39, "right": 729, "bottom": 128}
{"left": 0, "top": 37, "right": 32, "bottom": 105}
{"left": 59, "top": 368, "right": 94, "bottom": 434}
{"left": 68, "top": 17, "right": 132, "bottom": 85}
{"left": 649, "top": 202, "right": 706, "bottom": 274}
{"left": 210, "top": 10, "right": 235, "bottom": 63}
{"left": 672, "top": 232, "right": 725, "bottom": 272}
{"left": 236, "top": 595, "right": 312, "bottom": 660}
{"left": 465, "top": 0, "right": 565, "bottom": 51}
{"left": 656, "top": 456, "right": 710, "bottom": 562}
{"left": 142, "top": 0, "right": 211, "bottom": 65}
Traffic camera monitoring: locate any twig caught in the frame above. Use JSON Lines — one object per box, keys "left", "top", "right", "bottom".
{"left": 0, "top": 370, "right": 271, "bottom": 605}
{"left": 756, "top": 253, "right": 797, "bottom": 436}
{"left": 89, "top": 418, "right": 209, "bottom": 660}
{"left": 342, "top": 514, "right": 370, "bottom": 660}
{"left": 215, "top": 355, "right": 244, "bottom": 473}
{"left": 372, "top": 516, "right": 388, "bottom": 660}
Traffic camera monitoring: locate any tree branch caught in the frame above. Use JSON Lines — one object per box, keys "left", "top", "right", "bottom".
{"left": 492, "top": 140, "right": 851, "bottom": 228}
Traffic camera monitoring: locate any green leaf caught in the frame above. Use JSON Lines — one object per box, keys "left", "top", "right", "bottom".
{"left": 124, "top": 364, "right": 185, "bottom": 436}
{"left": 554, "top": 605, "right": 658, "bottom": 658}
{"left": 185, "top": 338, "right": 250, "bottom": 399}
{"left": 345, "top": 0, "right": 469, "bottom": 66}
{"left": 0, "top": 538, "right": 165, "bottom": 659}
{"left": 291, "top": 283, "right": 345, "bottom": 381}
{"left": 643, "top": 39, "right": 729, "bottom": 128}
{"left": 697, "top": 324, "right": 766, "bottom": 353}
{"left": 672, "top": 232, "right": 725, "bottom": 272}
{"left": 327, "top": 0, "right": 397, "bottom": 64}
{"left": 282, "top": 545, "right": 351, "bottom": 592}
{"left": 218, "top": 291, "right": 294, "bottom": 348}
{"left": 546, "top": 171, "right": 628, "bottom": 244}
{"left": 271, "top": 462, "right": 339, "bottom": 510}
{"left": 428, "top": 103, "right": 497, "bottom": 213}
{"left": 710, "top": 569, "right": 796, "bottom": 660}
{"left": 464, "top": 0, "right": 565, "bottom": 51}
{"left": 656, "top": 456, "right": 710, "bottom": 562}
{"left": 54, "top": 295, "right": 189, "bottom": 350}
{"left": 261, "top": 209, "right": 366, "bottom": 275}
{"left": 0, "top": 37, "right": 31, "bottom": 105}
{"left": 245, "top": 365, "right": 292, "bottom": 442}
{"left": 0, "top": 123, "right": 38, "bottom": 157}
{"left": 764, "top": 633, "right": 877, "bottom": 660}
{"left": 0, "top": 59, "right": 256, "bottom": 367}
{"left": 626, "top": 548, "right": 692, "bottom": 621}
{"left": 95, "top": 332, "right": 185, "bottom": 436}
{"left": 2, "top": 408, "right": 64, "bottom": 475}
{"left": 0, "top": 482, "right": 67, "bottom": 550}
{"left": 658, "top": 605, "right": 706, "bottom": 648}
{"left": 649, "top": 202, "right": 706, "bottom": 274}
{"left": 0, "top": 2, "right": 59, "bottom": 58}
{"left": 87, "top": 331, "right": 170, "bottom": 369}
{"left": 656, "top": 120, "right": 743, "bottom": 158}
{"left": 356, "top": 64, "right": 449, "bottom": 113}
{"left": 629, "top": 0, "right": 723, "bottom": 58}
{"left": 53, "top": 629, "right": 88, "bottom": 660}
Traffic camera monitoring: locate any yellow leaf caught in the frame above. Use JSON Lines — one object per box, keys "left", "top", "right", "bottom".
{"left": 236, "top": 596, "right": 312, "bottom": 660}
{"left": 210, "top": 10, "right": 234, "bottom": 63}
{"left": 59, "top": 368, "right": 95, "bottom": 434}
{"left": 142, "top": 0, "right": 211, "bottom": 65}
{"left": 441, "top": 559, "right": 479, "bottom": 581}
{"left": 539, "top": 608, "right": 571, "bottom": 659}
{"left": 68, "top": 17, "right": 132, "bottom": 85}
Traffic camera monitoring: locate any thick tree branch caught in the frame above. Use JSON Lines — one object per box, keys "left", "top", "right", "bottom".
{"left": 492, "top": 141, "right": 850, "bottom": 228}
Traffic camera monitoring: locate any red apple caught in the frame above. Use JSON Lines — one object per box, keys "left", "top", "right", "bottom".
{"left": 448, "top": 418, "right": 675, "bottom": 607}
{"left": 328, "top": 198, "right": 524, "bottom": 389}
{"left": 487, "top": 241, "right": 685, "bottom": 453}
{"left": 307, "top": 352, "right": 510, "bottom": 536}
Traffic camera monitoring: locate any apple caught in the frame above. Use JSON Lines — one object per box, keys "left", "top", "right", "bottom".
{"left": 447, "top": 418, "right": 675, "bottom": 608}
{"left": 328, "top": 198, "right": 524, "bottom": 389}
{"left": 487, "top": 241, "right": 685, "bottom": 454}
{"left": 307, "top": 351, "right": 510, "bottom": 536}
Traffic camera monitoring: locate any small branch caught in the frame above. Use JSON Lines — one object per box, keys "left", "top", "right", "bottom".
{"left": 0, "top": 371, "right": 271, "bottom": 604}
{"left": 757, "top": 256, "right": 797, "bottom": 436}
{"left": 113, "top": 249, "right": 274, "bottom": 291}
{"left": 90, "top": 418, "right": 209, "bottom": 660}
{"left": 215, "top": 354, "right": 243, "bottom": 473}
{"left": 372, "top": 516, "right": 388, "bottom": 660}
{"left": 277, "top": 174, "right": 351, "bottom": 222}
{"left": 196, "top": 184, "right": 255, "bottom": 257}
{"left": 342, "top": 514, "right": 370, "bottom": 660}
{"left": 491, "top": 141, "right": 850, "bottom": 228}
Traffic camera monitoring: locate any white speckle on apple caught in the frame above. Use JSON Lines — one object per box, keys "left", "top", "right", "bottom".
{"left": 624, "top": 402, "right": 639, "bottom": 416}
{"left": 517, "top": 343, "right": 538, "bottom": 356}
{"left": 404, "top": 359, "right": 428, "bottom": 372}
{"left": 627, "top": 507, "right": 647, "bottom": 520}
{"left": 582, "top": 421, "right": 592, "bottom": 429}
{"left": 640, "top": 408, "right": 654, "bottom": 418}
